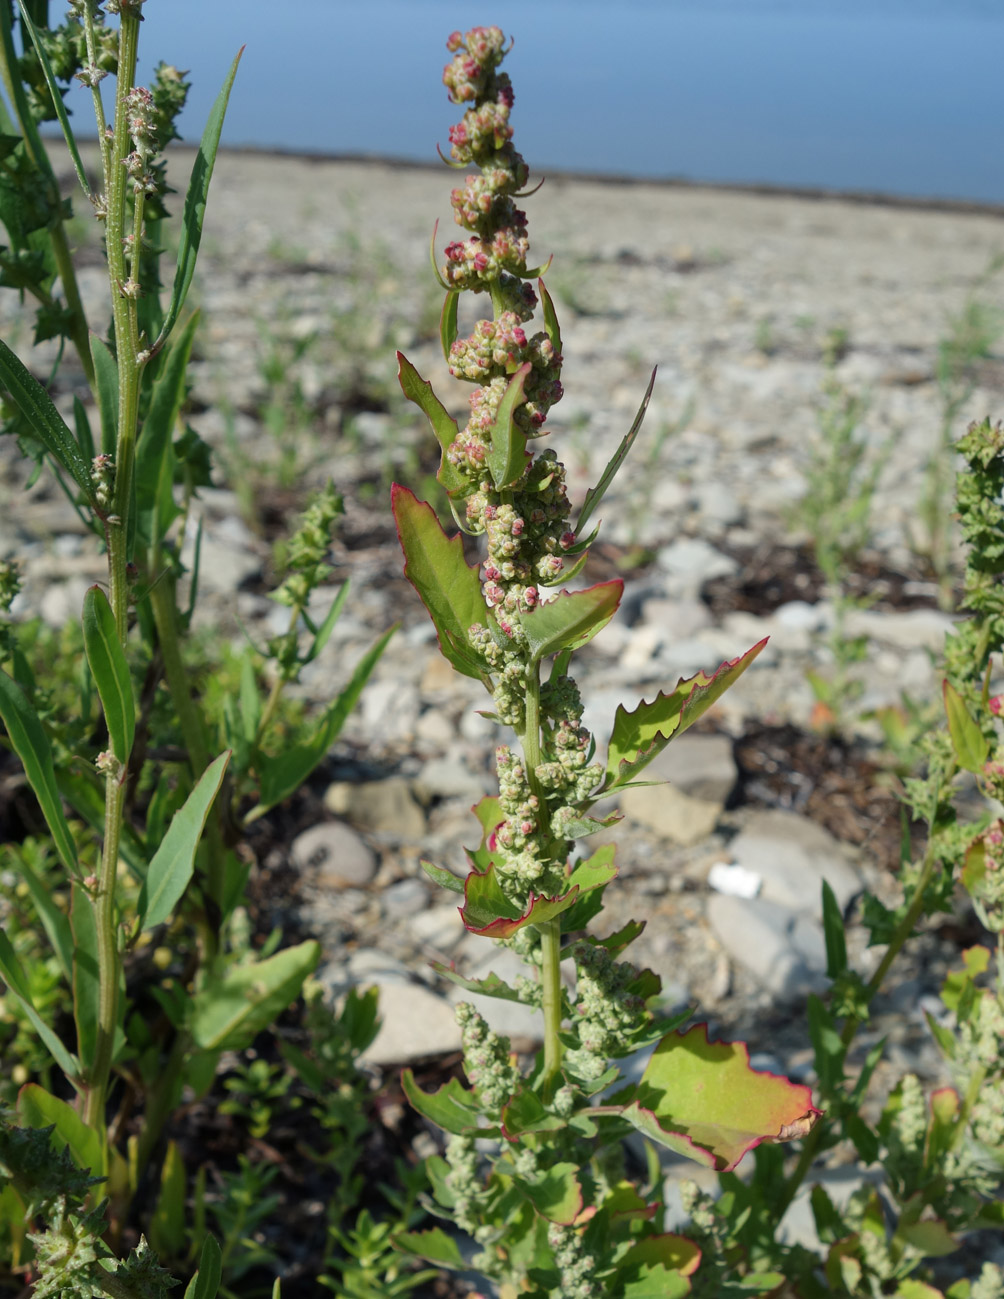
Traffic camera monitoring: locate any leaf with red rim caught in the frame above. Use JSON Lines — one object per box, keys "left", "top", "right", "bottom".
{"left": 460, "top": 845, "right": 617, "bottom": 937}
{"left": 521, "top": 579, "right": 623, "bottom": 663}
{"left": 392, "top": 484, "right": 490, "bottom": 682}
{"left": 596, "top": 1023, "right": 820, "bottom": 1172}
{"left": 602, "top": 639, "right": 767, "bottom": 793}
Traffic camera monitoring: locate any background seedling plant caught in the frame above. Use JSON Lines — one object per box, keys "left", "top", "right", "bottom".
{"left": 0, "top": 2, "right": 393, "bottom": 1294}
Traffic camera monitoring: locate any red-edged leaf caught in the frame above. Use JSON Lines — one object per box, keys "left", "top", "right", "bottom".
{"left": 621, "top": 1234, "right": 702, "bottom": 1279}
{"left": 396, "top": 353, "right": 465, "bottom": 493}
{"left": 392, "top": 484, "right": 490, "bottom": 681}
{"left": 603, "top": 639, "right": 767, "bottom": 793}
{"left": 486, "top": 362, "right": 531, "bottom": 488}
{"left": 521, "top": 580, "right": 622, "bottom": 663}
{"left": 400, "top": 1068, "right": 486, "bottom": 1135}
{"left": 598, "top": 1023, "right": 820, "bottom": 1171}
{"left": 460, "top": 846, "right": 617, "bottom": 937}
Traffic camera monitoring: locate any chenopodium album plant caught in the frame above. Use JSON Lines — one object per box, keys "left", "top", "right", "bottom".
{"left": 391, "top": 27, "right": 819, "bottom": 1296}
{"left": 0, "top": 2, "right": 390, "bottom": 1295}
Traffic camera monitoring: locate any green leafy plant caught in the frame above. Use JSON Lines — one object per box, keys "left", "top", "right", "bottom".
{"left": 0, "top": 2, "right": 391, "bottom": 1292}
{"left": 391, "top": 27, "right": 1004, "bottom": 1299}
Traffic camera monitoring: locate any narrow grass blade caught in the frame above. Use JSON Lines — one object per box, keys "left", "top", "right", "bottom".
{"left": 821, "top": 879, "right": 847, "bottom": 978}
{"left": 70, "top": 881, "right": 99, "bottom": 1075}
{"left": 0, "top": 668, "right": 78, "bottom": 874}
{"left": 72, "top": 395, "right": 94, "bottom": 463}
{"left": 16, "top": 0, "right": 91, "bottom": 198}
{"left": 157, "top": 49, "right": 243, "bottom": 350}
{"left": 89, "top": 335, "right": 118, "bottom": 456}
{"left": 0, "top": 339, "right": 94, "bottom": 499}
{"left": 0, "top": 930, "right": 80, "bottom": 1081}
{"left": 183, "top": 1234, "right": 222, "bottom": 1299}
{"left": 7, "top": 845, "right": 73, "bottom": 979}
{"left": 82, "top": 585, "right": 135, "bottom": 764}
{"left": 138, "top": 751, "right": 230, "bottom": 930}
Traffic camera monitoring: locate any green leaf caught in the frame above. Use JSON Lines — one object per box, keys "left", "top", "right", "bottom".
{"left": 500, "top": 1088, "right": 568, "bottom": 1139}
{"left": 136, "top": 311, "right": 201, "bottom": 536}
{"left": 400, "top": 1069, "right": 484, "bottom": 1135}
{"left": 301, "top": 581, "right": 350, "bottom": 667}
{"left": 460, "top": 846, "right": 617, "bottom": 937}
{"left": 600, "top": 1023, "right": 820, "bottom": 1171}
{"left": 237, "top": 649, "right": 261, "bottom": 747}
{"left": 392, "top": 484, "right": 490, "bottom": 681}
{"left": 431, "top": 961, "right": 525, "bottom": 1004}
{"left": 157, "top": 49, "right": 243, "bottom": 351}
{"left": 396, "top": 353, "right": 465, "bottom": 493}
{"left": 138, "top": 751, "right": 230, "bottom": 930}
{"left": 486, "top": 362, "right": 531, "bottom": 489}
{"left": 521, "top": 579, "right": 622, "bottom": 663}
{"left": 421, "top": 859, "right": 465, "bottom": 893}
{"left": 603, "top": 639, "right": 767, "bottom": 793}
{"left": 17, "top": 1083, "right": 103, "bottom": 1177}
{"left": 89, "top": 335, "right": 118, "bottom": 456}
{"left": 394, "top": 1227, "right": 466, "bottom": 1270}
{"left": 0, "top": 930, "right": 79, "bottom": 1082}
{"left": 72, "top": 395, "right": 94, "bottom": 464}
{"left": 439, "top": 291, "right": 460, "bottom": 362}
{"left": 538, "top": 276, "right": 562, "bottom": 356}
{"left": 254, "top": 626, "right": 395, "bottom": 815}
{"left": 0, "top": 339, "right": 94, "bottom": 499}
{"left": 576, "top": 367, "right": 656, "bottom": 541}
{"left": 70, "top": 882, "right": 100, "bottom": 1077}
{"left": 8, "top": 845, "right": 73, "bottom": 980}
{"left": 0, "top": 668, "right": 78, "bottom": 874}
{"left": 150, "top": 1140, "right": 186, "bottom": 1260}
{"left": 183, "top": 1234, "right": 222, "bottom": 1299}
{"left": 514, "top": 1161, "right": 581, "bottom": 1224}
{"left": 943, "top": 680, "right": 988, "bottom": 773}
{"left": 190, "top": 939, "right": 320, "bottom": 1051}
{"left": 807, "top": 993, "right": 845, "bottom": 1091}
{"left": 16, "top": 1, "right": 91, "bottom": 198}
{"left": 82, "top": 585, "right": 135, "bottom": 764}
{"left": 821, "top": 879, "right": 847, "bottom": 978}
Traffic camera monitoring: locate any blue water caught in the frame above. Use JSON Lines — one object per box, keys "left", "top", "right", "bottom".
{"left": 56, "top": 0, "right": 1004, "bottom": 203}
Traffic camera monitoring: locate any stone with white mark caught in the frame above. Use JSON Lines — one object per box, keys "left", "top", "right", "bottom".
{"left": 729, "top": 809, "right": 860, "bottom": 917}
{"left": 290, "top": 821, "right": 377, "bottom": 888}
{"left": 707, "top": 893, "right": 828, "bottom": 1000}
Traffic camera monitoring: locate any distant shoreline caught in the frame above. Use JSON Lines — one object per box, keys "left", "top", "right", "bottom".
{"left": 49, "top": 135, "right": 1004, "bottom": 221}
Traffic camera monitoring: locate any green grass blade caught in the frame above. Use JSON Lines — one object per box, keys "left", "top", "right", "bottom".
{"left": 157, "top": 48, "right": 243, "bottom": 351}
{"left": 183, "top": 1234, "right": 222, "bottom": 1299}
{"left": 89, "top": 335, "right": 118, "bottom": 457}
{"left": 0, "top": 338, "right": 95, "bottom": 499}
{"left": 8, "top": 844, "right": 73, "bottom": 980}
{"left": 138, "top": 751, "right": 230, "bottom": 930}
{"left": 0, "top": 667, "right": 78, "bottom": 874}
{"left": 16, "top": 0, "right": 91, "bottom": 198}
{"left": 82, "top": 584, "right": 135, "bottom": 764}
{"left": 69, "top": 881, "right": 99, "bottom": 1075}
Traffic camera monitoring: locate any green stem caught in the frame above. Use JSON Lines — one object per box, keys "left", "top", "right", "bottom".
{"left": 775, "top": 838, "right": 942, "bottom": 1219}
{"left": 519, "top": 661, "right": 564, "bottom": 1097}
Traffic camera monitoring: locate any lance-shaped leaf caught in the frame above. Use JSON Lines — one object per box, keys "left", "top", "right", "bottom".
{"left": 183, "top": 1234, "right": 222, "bottom": 1299}
{"left": 421, "top": 860, "right": 465, "bottom": 894}
{"left": 575, "top": 367, "right": 657, "bottom": 543}
{"left": 460, "top": 845, "right": 616, "bottom": 937}
{"left": 190, "top": 939, "right": 320, "bottom": 1051}
{"left": 538, "top": 276, "right": 562, "bottom": 355}
{"left": 599, "top": 1023, "right": 820, "bottom": 1172}
{"left": 82, "top": 585, "right": 135, "bottom": 764}
{"left": 10, "top": 845, "right": 73, "bottom": 980}
{"left": 90, "top": 335, "right": 118, "bottom": 456}
{"left": 70, "top": 882, "right": 99, "bottom": 1076}
{"left": 439, "top": 291, "right": 460, "bottom": 362}
{"left": 157, "top": 49, "right": 243, "bottom": 351}
{"left": 0, "top": 340, "right": 94, "bottom": 500}
{"left": 486, "top": 362, "right": 531, "bottom": 488}
{"left": 0, "top": 930, "right": 79, "bottom": 1082}
{"left": 603, "top": 639, "right": 767, "bottom": 793}
{"left": 392, "top": 484, "right": 491, "bottom": 681}
{"left": 138, "top": 751, "right": 230, "bottom": 930}
{"left": 943, "top": 679, "right": 988, "bottom": 773}
{"left": 397, "top": 352, "right": 465, "bottom": 493}
{"left": 16, "top": 1, "right": 91, "bottom": 198}
{"left": 521, "top": 580, "right": 622, "bottom": 664}
{"left": 431, "top": 961, "right": 525, "bottom": 1003}
{"left": 401, "top": 1069, "right": 485, "bottom": 1135}
{"left": 0, "top": 668, "right": 78, "bottom": 874}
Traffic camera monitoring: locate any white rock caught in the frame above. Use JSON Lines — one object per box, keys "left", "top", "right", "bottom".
{"left": 360, "top": 982, "right": 462, "bottom": 1066}
{"left": 708, "top": 861, "right": 762, "bottom": 898}
{"left": 706, "top": 893, "right": 828, "bottom": 1000}
{"left": 290, "top": 821, "right": 377, "bottom": 887}
{"left": 729, "top": 809, "right": 860, "bottom": 917}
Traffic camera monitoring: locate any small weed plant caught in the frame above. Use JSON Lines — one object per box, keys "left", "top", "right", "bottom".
{"left": 391, "top": 27, "right": 1004, "bottom": 1298}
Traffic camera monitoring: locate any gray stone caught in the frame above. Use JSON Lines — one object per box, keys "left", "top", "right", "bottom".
{"left": 655, "top": 537, "right": 739, "bottom": 597}
{"left": 639, "top": 597, "right": 712, "bottom": 640}
{"left": 620, "top": 734, "right": 736, "bottom": 846}
{"left": 360, "top": 981, "right": 462, "bottom": 1066}
{"left": 621, "top": 783, "right": 722, "bottom": 846}
{"left": 358, "top": 677, "right": 421, "bottom": 745}
{"left": 414, "top": 755, "right": 489, "bottom": 803}
{"left": 346, "top": 949, "right": 413, "bottom": 986}
{"left": 382, "top": 877, "right": 429, "bottom": 918}
{"left": 446, "top": 944, "right": 543, "bottom": 1043}
{"left": 729, "top": 809, "right": 860, "bottom": 917}
{"left": 323, "top": 776, "right": 427, "bottom": 840}
{"left": 290, "top": 821, "right": 377, "bottom": 888}
{"left": 410, "top": 903, "right": 466, "bottom": 952}
{"left": 707, "top": 893, "right": 828, "bottom": 1000}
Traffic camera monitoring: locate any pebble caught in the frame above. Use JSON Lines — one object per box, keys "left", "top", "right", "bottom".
{"left": 360, "top": 982, "right": 463, "bottom": 1066}
{"left": 381, "top": 876, "right": 429, "bottom": 919}
{"left": 707, "top": 893, "right": 829, "bottom": 1000}
{"left": 323, "top": 777, "right": 427, "bottom": 841}
{"left": 728, "top": 809, "right": 860, "bottom": 917}
{"left": 290, "top": 821, "right": 378, "bottom": 888}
